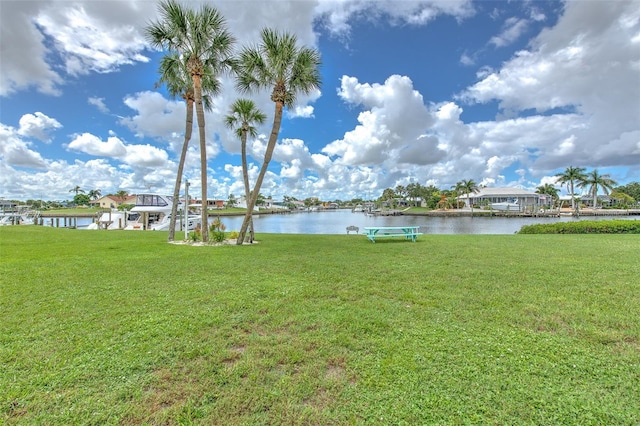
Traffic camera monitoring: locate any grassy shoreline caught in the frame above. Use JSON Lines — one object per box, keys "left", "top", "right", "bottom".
{"left": 1, "top": 227, "right": 639, "bottom": 424}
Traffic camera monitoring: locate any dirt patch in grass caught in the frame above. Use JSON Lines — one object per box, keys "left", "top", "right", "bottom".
{"left": 222, "top": 345, "right": 247, "bottom": 368}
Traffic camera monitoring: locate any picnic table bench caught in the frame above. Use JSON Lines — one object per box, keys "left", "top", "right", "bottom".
{"left": 363, "top": 226, "right": 422, "bottom": 243}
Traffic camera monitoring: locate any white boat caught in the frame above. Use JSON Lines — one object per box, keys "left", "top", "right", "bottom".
{"left": 124, "top": 194, "right": 201, "bottom": 231}
{"left": 86, "top": 210, "right": 139, "bottom": 230}
{"left": 491, "top": 199, "right": 520, "bottom": 211}
{"left": 0, "top": 209, "right": 39, "bottom": 226}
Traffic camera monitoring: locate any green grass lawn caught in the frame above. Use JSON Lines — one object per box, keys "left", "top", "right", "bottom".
{"left": 1, "top": 227, "right": 638, "bottom": 424}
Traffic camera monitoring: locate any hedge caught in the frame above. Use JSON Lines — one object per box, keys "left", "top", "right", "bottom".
{"left": 518, "top": 219, "right": 640, "bottom": 234}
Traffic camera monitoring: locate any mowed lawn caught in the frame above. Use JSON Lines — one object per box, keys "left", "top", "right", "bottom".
{"left": 1, "top": 226, "right": 638, "bottom": 425}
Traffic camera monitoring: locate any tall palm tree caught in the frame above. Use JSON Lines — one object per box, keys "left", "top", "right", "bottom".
{"left": 146, "top": 0, "right": 235, "bottom": 242}
{"left": 453, "top": 179, "right": 479, "bottom": 210}
{"left": 224, "top": 99, "right": 266, "bottom": 243}
{"left": 578, "top": 169, "right": 617, "bottom": 208}
{"left": 155, "top": 52, "right": 219, "bottom": 241}
{"left": 234, "top": 28, "right": 321, "bottom": 244}
{"left": 555, "top": 166, "right": 587, "bottom": 211}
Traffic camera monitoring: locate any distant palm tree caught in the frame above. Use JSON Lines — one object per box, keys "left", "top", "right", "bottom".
{"left": 87, "top": 189, "right": 102, "bottom": 200}
{"left": 234, "top": 28, "right": 321, "bottom": 244}
{"left": 224, "top": 99, "right": 266, "bottom": 243}
{"left": 578, "top": 169, "right": 617, "bottom": 208}
{"left": 154, "top": 52, "right": 219, "bottom": 242}
{"left": 146, "top": 0, "right": 235, "bottom": 242}
{"left": 69, "top": 186, "right": 84, "bottom": 195}
{"left": 115, "top": 190, "right": 129, "bottom": 199}
{"left": 453, "top": 179, "right": 480, "bottom": 210}
{"left": 406, "top": 182, "right": 422, "bottom": 207}
{"left": 382, "top": 187, "right": 396, "bottom": 209}
{"left": 227, "top": 193, "right": 237, "bottom": 208}
{"left": 555, "top": 166, "right": 587, "bottom": 211}
{"left": 535, "top": 183, "right": 559, "bottom": 208}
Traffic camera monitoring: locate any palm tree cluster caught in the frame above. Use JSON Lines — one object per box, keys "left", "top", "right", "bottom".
{"left": 452, "top": 179, "right": 480, "bottom": 211}
{"left": 554, "top": 166, "right": 617, "bottom": 210}
{"left": 146, "top": 0, "right": 234, "bottom": 243}
{"left": 146, "top": 0, "right": 321, "bottom": 244}
{"left": 375, "top": 182, "right": 476, "bottom": 210}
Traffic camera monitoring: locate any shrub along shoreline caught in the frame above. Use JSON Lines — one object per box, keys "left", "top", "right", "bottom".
{"left": 1, "top": 227, "right": 639, "bottom": 424}
{"left": 519, "top": 219, "right": 640, "bottom": 234}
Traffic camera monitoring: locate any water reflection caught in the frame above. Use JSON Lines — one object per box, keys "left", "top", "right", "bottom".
{"left": 212, "top": 210, "right": 637, "bottom": 235}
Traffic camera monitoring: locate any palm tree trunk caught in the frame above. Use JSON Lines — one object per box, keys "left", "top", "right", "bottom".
{"left": 236, "top": 102, "right": 284, "bottom": 244}
{"left": 240, "top": 130, "right": 254, "bottom": 243}
{"left": 168, "top": 98, "right": 194, "bottom": 242}
{"left": 193, "top": 74, "right": 209, "bottom": 242}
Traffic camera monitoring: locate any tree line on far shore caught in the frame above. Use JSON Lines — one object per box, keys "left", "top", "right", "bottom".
{"left": 373, "top": 170, "right": 638, "bottom": 211}
{"left": 10, "top": 174, "right": 640, "bottom": 213}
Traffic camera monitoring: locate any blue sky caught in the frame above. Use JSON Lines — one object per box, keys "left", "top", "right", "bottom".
{"left": 1, "top": 0, "right": 639, "bottom": 202}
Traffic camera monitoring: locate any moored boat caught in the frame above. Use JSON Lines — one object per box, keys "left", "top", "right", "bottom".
{"left": 86, "top": 210, "right": 139, "bottom": 230}
{"left": 491, "top": 199, "right": 520, "bottom": 211}
{"left": 123, "top": 194, "right": 201, "bottom": 231}
{"left": 0, "top": 209, "right": 39, "bottom": 226}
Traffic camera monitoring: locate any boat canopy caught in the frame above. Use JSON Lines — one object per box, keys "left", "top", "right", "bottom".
{"left": 134, "top": 194, "right": 172, "bottom": 207}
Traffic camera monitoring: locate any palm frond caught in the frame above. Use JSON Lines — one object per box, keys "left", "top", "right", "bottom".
{"left": 225, "top": 98, "right": 266, "bottom": 139}
{"left": 234, "top": 28, "right": 321, "bottom": 107}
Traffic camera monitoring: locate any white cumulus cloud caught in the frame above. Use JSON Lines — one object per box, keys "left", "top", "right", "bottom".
{"left": 324, "top": 74, "right": 435, "bottom": 166}
{"left": 17, "top": 112, "right": 62, "bottom": 142}
{"left": 67, "top": 133, "right": 127, "bottom": 157}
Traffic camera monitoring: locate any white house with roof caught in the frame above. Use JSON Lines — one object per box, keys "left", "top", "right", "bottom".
{"left": 457, "top": 187, "right": 550, "bottom": 210}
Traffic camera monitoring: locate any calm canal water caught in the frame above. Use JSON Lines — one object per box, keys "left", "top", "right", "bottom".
{"left": 60, "top": 209, "right": 636, "bottom": 234}
{"left": 212, "top": 210, "right": 637, "bottom": 235}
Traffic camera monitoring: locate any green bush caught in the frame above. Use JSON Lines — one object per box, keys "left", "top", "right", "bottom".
{"left": 211, "top": 230, "right": 226, "bottom": 242}
{"left": 209, "top": 217, "right": 226, "bottom": 242}
{"left": 518, "top": 219, "right": 640, "bottom": 234}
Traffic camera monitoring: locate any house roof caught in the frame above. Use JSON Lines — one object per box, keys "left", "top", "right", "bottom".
{"left": 90, "top": 195, "right": 136, "bottom": 204}
{"left": 458, "top": 187, "right": 538, "bottom": 199}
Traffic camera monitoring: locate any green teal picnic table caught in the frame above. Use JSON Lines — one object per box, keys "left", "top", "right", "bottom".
{"left": 363, "top": 226, "right": 422, "bottom": 243}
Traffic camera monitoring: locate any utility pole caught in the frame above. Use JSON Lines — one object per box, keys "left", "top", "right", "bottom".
{"left": 184, "top": 179, "right": 190, "bottom": 240}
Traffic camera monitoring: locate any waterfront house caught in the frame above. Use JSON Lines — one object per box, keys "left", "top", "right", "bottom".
{"left": 457, "top": 187, "right": 549, "bottom": 210}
